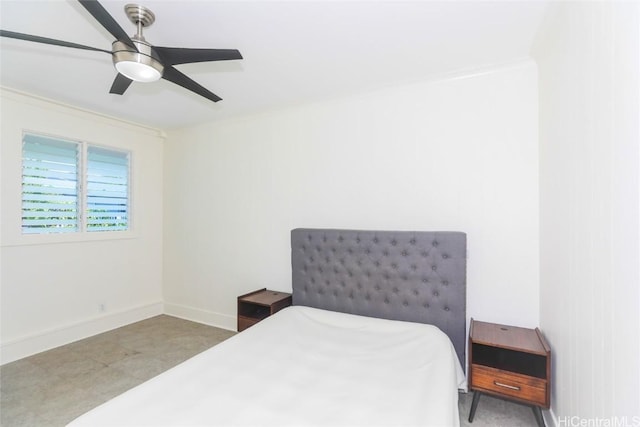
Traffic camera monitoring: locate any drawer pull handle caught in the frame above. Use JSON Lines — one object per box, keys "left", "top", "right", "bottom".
{"left": 494, "top": 381, "right": 520, "bottom": 391}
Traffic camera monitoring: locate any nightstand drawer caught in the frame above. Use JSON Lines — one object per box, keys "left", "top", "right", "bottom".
{"left": 472, "top": 364, "right": 547, "bottom": 406}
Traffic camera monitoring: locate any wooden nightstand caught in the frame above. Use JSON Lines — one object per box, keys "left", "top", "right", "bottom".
{"left": 237, "top": 288, "right": 292, "bottom": 332}
{"left": 468, "top": 318, "right": 551, "bottom": 427}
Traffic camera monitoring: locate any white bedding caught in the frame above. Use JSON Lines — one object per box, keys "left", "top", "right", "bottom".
{"left": 69, "top": 306, "right": 465, "bottom": 427}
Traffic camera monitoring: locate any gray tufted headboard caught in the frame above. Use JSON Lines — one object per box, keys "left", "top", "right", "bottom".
{"left": 291, "top": 228, "right": 467, "bottom": 369}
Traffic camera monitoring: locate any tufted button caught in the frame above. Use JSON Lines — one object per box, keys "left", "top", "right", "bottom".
{"left": 444, "top": 306, "right": 450, "bottom": 311}
{"left": 365, "top": 294, "right": 371, "bottom": 301}
{"left": 401, "top": 250, "right": 408, "bottom": 257}
{"left": 349, "top": 293, "right": 354, "bottom": 299}
{"left": 391, "top": 263, "right": 397, "bottom": 269}
{"left": 375, "top": 284, "right": 381, "bottom": 291}
{"left": 384, "top": 298, "right": 390, "bottom": 304}
{"left": 316, "top": 246, "right": 321, "bottom": 252}
{"left": 391, "top": 239, "right": 397, "bottom": 246}
{"left": 341, "top": 281, "right": 346, "bottom": 287}
{"left": 333, "top": 291, "right": 337, "bottom": 297}
{"left": 301, "top": 245, "right": 306, "bottom": 251}
{"left": 338, "top": 236, "right": 344, "bottom": 242}
{"left": 331, "top": 248, "right": 336, "bottom": 253}
{"left": 422, "top": 278, "right": 428, "bottom": 283}
{"left": 383, "top": 250, "right": 389, "bottom": 256}
{"left": 356, "top": 237, "right": 361, "bottom": 243}
{"left": 393, "top": 287, "right": 399, "bottom": 294}
{"left": 311, "top": 278, "right": 316, "bottom": 284}
{"left": 348, "top": 248, "right": 353, "bottom": 254}
{"left": 348, "top": 271, "right": 353, "bottom": 277}
{"left": 307, "top": 234, "right": 312, "bottom": 241}
{"left": 402, "top": 275, "right": 408, "bottom": 281}
{"left": 310, "top": 256, "right": 315, "bottom": 263}
{"left": 373, "top": 237, "right": 379, "bottom": 243}
{"left": 432, "top": 241, "right": 439, "bottom": 247}
{"left": 365, "top": 248, "right": 371, "bottom": 254}
{"left": 322, "top": 236, "right": 327, "bottom": 242}
{"left": 442, "top": 254, "right": 449, "bottom": 259}
{"left": 433, "top": 291, "right": 439, "bottom": 297}
{"left": 403, "top": 301, "right": 409, "bottom": 307}
{"left": 411, "top": 264, "right": 417, "bottom": 270}
{"left": 421, "top": 251, "right": 428, "bottom": 258}
{"left": 423, "top": 303, "right": 430, "bottom": 308}
{"left": 325, "top": 280, "right": 330, "bottom": 285}
{"left": 375, "top": 261, "right": 381, "bottom": 267}
{"left": 410, "top": 238, "right": 416, "bottom": 245}
{"left": 431, "top": 266, "right": 437, "bottom": 271}
{"left": 413, "top": 290, "right": 419, "bottom": 295}
{"left": 318, "top": 266, "right": 324, "bottom": 273}
{"left": 357, "top": 283, "right": 363, "bottom": 289}
{"left": 442, "top": 280, "right": 449, "bottom": 286}
{"left": 325, "top": 256, "right": 330, "bottom": 263}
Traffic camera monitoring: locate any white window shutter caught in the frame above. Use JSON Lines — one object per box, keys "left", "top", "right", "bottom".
{"left": 22, "top": 134, "right": 80, "bottom": 233}
{"left": 86, "top": 146, "right": 129, "bottom": 232}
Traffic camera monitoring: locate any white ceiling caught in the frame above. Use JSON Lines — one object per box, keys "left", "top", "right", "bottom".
{"left": 0, "top": 1, "right": 549, "bottom": 129}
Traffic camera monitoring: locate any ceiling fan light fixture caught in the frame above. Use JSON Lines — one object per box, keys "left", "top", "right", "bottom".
{"left": 112, "top": 39, "right": 163, "bottom": 82}
{"left": 115, "top": 60, "right": 162, "bottom": 82}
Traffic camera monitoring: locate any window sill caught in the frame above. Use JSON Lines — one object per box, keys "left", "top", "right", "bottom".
{"left": 1, "top": 230, "right": 138, "bottom": 247}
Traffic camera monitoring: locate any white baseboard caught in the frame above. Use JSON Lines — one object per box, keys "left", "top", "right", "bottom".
{"left": 544, "top": 406, "right": 558, "bottom": 427}
{"left": 0, "top": 301, "right": 163, "bottom": 365}
{"left": 163, "top": 302, "right": 236, "bottom": 332}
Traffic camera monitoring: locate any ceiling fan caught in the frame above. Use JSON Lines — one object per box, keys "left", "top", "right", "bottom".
{"left": 0, "top": 0, "right": 243, "bottom": 103}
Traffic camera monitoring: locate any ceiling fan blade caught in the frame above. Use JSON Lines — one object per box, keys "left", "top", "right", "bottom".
{"left": 77, "top": 0, "right": 137, "bottom": 50}
{"left": 162, "top": 66, "right": 222, "bottom": 103}
{"left": 153, "top": 47, "right": 243, "bottom": 66}
{"left": 109, "top": 73, "right": 133, "bottom": 95}
{"left": 0, "top": 30, "right": 111, "bottom": 53}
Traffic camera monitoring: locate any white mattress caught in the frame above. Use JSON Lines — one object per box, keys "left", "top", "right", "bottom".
{"left": 69, "top": 306, "right": 465, "bottom": 427}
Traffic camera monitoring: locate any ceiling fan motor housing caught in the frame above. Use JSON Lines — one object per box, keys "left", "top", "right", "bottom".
{"left": 112, "top": 37, "right": 164, "bottom": 82}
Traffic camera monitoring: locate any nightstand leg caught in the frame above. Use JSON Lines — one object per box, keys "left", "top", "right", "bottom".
{"left": 532, "top": 406, "right": 545, "bottom": 427}
{"left": 468, "top": 391, "right": 481, "bottom": 422}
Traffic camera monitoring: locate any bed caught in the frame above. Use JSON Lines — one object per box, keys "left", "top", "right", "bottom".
{"left": 69, "top": 229, "right": 467, "bottom": 426}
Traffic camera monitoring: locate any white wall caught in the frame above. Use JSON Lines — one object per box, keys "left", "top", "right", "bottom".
{"left": 163, "top": 61, "right": 540, "bottom": 331}
{"left": 0, "top": 89, "right": 165, "bottom": 364}
{"left": 533, "top": 1, "right": 640, "bottom": 423}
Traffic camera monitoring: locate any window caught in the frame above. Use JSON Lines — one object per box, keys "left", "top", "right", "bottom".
{"left": 22, "top": 133, "right": 130, "bottom": 234}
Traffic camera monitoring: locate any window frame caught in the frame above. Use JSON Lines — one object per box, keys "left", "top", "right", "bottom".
{"left": 18, "top": 131, "right": 134, "bottom": 243}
